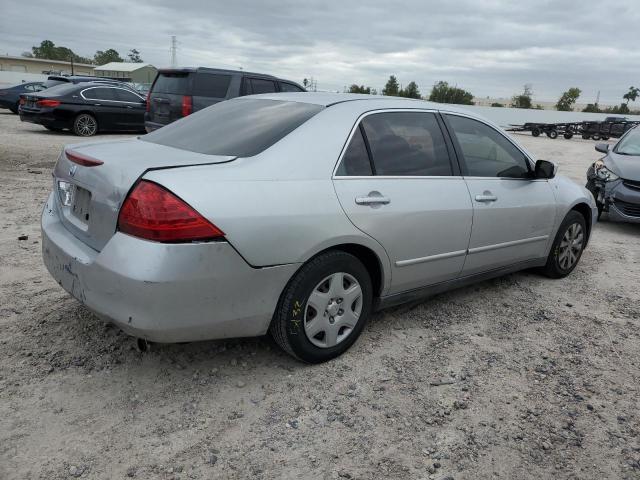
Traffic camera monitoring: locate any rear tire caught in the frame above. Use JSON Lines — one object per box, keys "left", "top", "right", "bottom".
{"left": 541, "top": 211, "right": 587, "bottom": 279}
{"left": 531, "top": 128, "right": 541, "bottom": 137}
{"left": 547, "top": 130, "right": 558, "bottom": 139}
{"left": 73, "top": 113, "right": 98, "bottom": 136}
{"left": 270, "top": 251, "right": 373, "bottom": 363}
{"left": 563, "top": 132, "right": 573, "bottom": 139}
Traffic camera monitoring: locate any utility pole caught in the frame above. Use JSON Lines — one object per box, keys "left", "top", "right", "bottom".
{"left": 170, "top": 35, "right": 177, "bottom": 68}
{"left": 70, "top": 53, "right": 74, "bottom": 76}
{"left": 595, "top": 90, "right": 600, "bottom": 106}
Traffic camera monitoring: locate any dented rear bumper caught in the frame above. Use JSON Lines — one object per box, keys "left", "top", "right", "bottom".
{"left": 41, "top": 192, "right": 299, "bottom": 342}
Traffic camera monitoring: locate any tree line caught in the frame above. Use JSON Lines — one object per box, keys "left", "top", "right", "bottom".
{"left": 21, "top": 40, "right": 144, "bottom": 66}
{"left": 345, "top": 75, "right": 640, "bottom": 113}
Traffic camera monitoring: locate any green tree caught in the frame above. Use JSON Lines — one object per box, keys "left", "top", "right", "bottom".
{"left": 94, "top": 49, "right": 123, "bottom": 65}
{"left": 490, "top": 102, "right": 504, "bottom": 107}
{"left": 511, "top": 84, "right": 533, "bottom": 109}
{"left": 348, "top": 84, "right": 373, "bottom": 94}
{"left": 29, "top": 39, "right": 92, "bottom": 64}
{"left": 555, "top": 87, "right": 581, "bottom": 111}
{"left": 582, "top": 103, "right": 601, "bottom": 113}
{"left": 382, "top": 75, "right": 400, "bottom": 96}
{"left": 127, "top": 48, "right": 143, "bottom": 63}
{"left": 399, "top": 81, "right": 421, "bottom": 99}
{"left": 428, "top": 81, "right": 474, "bottom": 105}
{"left": 623, "top": 86, "right": 640, "bottom": 105}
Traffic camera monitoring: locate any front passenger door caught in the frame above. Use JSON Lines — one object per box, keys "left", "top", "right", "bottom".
{"left": 444, "top": 114, "right": 557, "bottom": 275}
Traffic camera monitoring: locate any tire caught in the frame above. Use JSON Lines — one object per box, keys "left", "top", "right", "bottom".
{"left": 270, "top": 250, "right": 373, "bottom": 363}
{"left": 563, "top": 132, "right": 573, "bottom": 140}
{"left": 531, "top": 128, "right": 541, "bottom": 137}
{"left": 73, "top": 113, "right": 98, "bottom": 136}
{"left": 582, "top": 134, "right": 590, "bottom": 140}
{"left": 541, "top": 211, "right": 587, "bottom": 279}
{"left": 601, "top": 136, "right": 609, "bottom": 141}
{"left": 591, "top": 134, "right": 601, "bottom": 141}
{"left": 547, "top": 130, "right": 558, "bottom": 139}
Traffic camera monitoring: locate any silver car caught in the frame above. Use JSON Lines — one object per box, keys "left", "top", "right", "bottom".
{"left": 42, "top": 93, "right": 597, "bottom": 363}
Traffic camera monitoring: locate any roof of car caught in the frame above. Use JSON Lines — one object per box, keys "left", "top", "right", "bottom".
{"left": 158, "top": 66, "right": 278, "bottom": 78}
{"left": 247, "top": 92, "right": 476, "bottom": 115}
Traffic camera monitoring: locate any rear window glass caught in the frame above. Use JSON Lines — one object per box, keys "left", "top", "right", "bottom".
{"left": 142, "top": 98, "right": 323, "bottom": 157}
{"left": 43, "top": 79, "right": 66, "bottom": 88}
{"left": 37, "top": 83, "right": 78, "bottom": 96}
{"left": 193, "top": 73, "right": 231, "bottom": 98}
{"left": 152, "top": 73, "right": 192, "bottom": 95}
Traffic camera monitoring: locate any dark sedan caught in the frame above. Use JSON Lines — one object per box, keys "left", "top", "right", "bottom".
{"left": 0, "top": 82, "right": 46, "bottom": 113}
{"left": 19, "top": 82, "right": 146, "bottom": 136}
{"left": 587, "top": 126, "right": 640, "bottom": 223}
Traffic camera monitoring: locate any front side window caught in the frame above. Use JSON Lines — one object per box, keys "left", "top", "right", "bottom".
{"left": 446, "top": 115, "right": 531, "bottom": 178}
{"left": 361, "top": 112, "right": 452, "bottom": 176}
{"left": 336, "top": 127, "right": 372, "bottom": 176}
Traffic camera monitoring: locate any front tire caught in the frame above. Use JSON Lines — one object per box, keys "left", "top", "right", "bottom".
{"left": 270, "top": 251, "right": 373, "bottom": 363}
{"left": 541, "top": 211, "right": 587, "bottom": 279}
{"left": 73, "top": 113, "right": 98, "bottom": 136}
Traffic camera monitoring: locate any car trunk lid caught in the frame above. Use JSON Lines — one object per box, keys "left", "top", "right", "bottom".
{"left": 52, "top": 138, "right": 235, "bottom": 251}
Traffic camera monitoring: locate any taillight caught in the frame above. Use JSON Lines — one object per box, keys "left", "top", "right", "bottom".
{"left": 145, "top": 92, "right": 151, "bottom": 112}
{"left": 65, "top": 149, "right": 104, "bottom": 167}
{"left": 117, "top": 180, "right": 224, "bottom": 243}
{"left": 181, "top": 95, "right": 192, "bottom": 116}
{"left": 36, "top": 99, "right": 61, "bottom": 108}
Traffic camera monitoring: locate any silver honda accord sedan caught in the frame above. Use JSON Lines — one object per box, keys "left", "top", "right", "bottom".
{"left": 42, "top": 93, "right": 597, "bottom": 363}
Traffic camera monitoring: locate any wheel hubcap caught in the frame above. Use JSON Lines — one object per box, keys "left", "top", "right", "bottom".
{"left": 558, "top": 222, "right": 584, "bottom": 270}
{"left": 304, "top": 272, "right": 363, "bottom": 349}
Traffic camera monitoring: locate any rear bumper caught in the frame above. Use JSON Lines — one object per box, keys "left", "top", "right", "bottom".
{"left": 20, "top": 109, "right": 68, "bottom": 129}
{"left": 41, "top": 192, "right": 299, "bottom": 342}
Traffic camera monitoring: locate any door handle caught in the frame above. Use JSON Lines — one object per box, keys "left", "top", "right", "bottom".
{"left": 355, "top": 194, "right": 391, "bottom": 205}
{"left": 475, "top": 194, "right": 498, "bottom": 203}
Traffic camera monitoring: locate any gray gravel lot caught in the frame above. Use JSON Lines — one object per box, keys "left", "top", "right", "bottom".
{"left": 1, "top": 111, "right": 639, "bottom": 480}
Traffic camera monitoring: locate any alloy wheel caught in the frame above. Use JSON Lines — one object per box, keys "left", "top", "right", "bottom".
{"left": 76, "top": 114, "right": 97, "bottom": 136}
{"left": 558, "top": 223, "right": 584, "bottom": 270}
{"left": 304, "top": 272, "right": 363, "bottom": 348}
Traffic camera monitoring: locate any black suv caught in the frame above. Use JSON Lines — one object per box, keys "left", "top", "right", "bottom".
{"left": 144, "top": 67, "right": 305, "bottom": 132}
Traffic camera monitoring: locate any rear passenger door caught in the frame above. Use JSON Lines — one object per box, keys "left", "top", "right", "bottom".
{"left": 80, "top": 86, "right": 123, "bottom": 129}
{"left": 113, "top": 88, "right": 146, "bottom": 129}
{"left": 333, "top": 110, "right": 473, "bottom": 294}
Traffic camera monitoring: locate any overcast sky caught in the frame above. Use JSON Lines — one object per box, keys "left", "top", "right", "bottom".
{"left": 2, "top": 0, "right": 639, "bottom": 103}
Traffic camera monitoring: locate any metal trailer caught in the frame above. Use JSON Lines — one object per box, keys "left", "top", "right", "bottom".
{"left": 508, "top": 120, "right": 640, "bottom": 140}
{"left": 507, "top": 122, "right": 582, "bottom": 139}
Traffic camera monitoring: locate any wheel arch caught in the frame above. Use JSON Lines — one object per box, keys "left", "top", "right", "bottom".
{"left": 570, "top": 202, "right": 593, "bottom": 243}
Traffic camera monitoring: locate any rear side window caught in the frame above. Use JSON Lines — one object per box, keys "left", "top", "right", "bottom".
{"left": 82, "top": 87, "right": 118, "bottom": 101}
{"left": 280, "top": 82, "right": 305, "bottom": 92}
{"left": 361, "top": 112, "right": 452, "bottom": 176}
{"left": 152, "top": 73, "right": 192, "bottom": 94}
{"left": 250, "top": 78, "right": 277, "bottom": 94}
{"left": 142, "top": 98, "right": 323, "bottom": 157}
{"left": 115, "top": 89, "right": 144, "bottom": 102}
{"left": 336, "top": 127, "right": 372, "bottom": 176}
{"left": 193, "top": 74, "right": 231, "bottom": 98}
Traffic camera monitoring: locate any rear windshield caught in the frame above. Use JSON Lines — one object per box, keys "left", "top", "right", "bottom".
{"left": 37, "top": 83, "right": 78, "bottom": 96}
{"left": 152, "top": 72, "right": 192, "bottom": 95}
{"left": 142, "top": 98, "right": 323, "bottom": 157}
{"left": 43, "top": 79, "right": 67, "bottom": 88}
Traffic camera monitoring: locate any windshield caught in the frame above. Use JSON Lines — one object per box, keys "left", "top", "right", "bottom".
{"left": 615, "top": 128, "right": 640, "bottom": 156}
{"left": 142, "top": 98, "right": 323, "bottom": 157}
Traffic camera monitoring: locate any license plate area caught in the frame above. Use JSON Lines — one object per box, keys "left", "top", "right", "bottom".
{"left": 71, "top": 186, "right": 92, "bottom": 223}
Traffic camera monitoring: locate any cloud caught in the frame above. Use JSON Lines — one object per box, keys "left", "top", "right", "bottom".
{"left": 1, "top": 0, "right": 639, "bottom": 103}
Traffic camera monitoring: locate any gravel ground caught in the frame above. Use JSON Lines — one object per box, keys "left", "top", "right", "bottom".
{"left": 1, "top": 111, "right": 639, "bottom": 480}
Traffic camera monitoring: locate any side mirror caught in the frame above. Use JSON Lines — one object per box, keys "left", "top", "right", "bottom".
{"left": 535, "top": 160, "right": 556, "bottom": 179}
{"left": 595, "top": 143, "right": 609, "bottom": 154}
